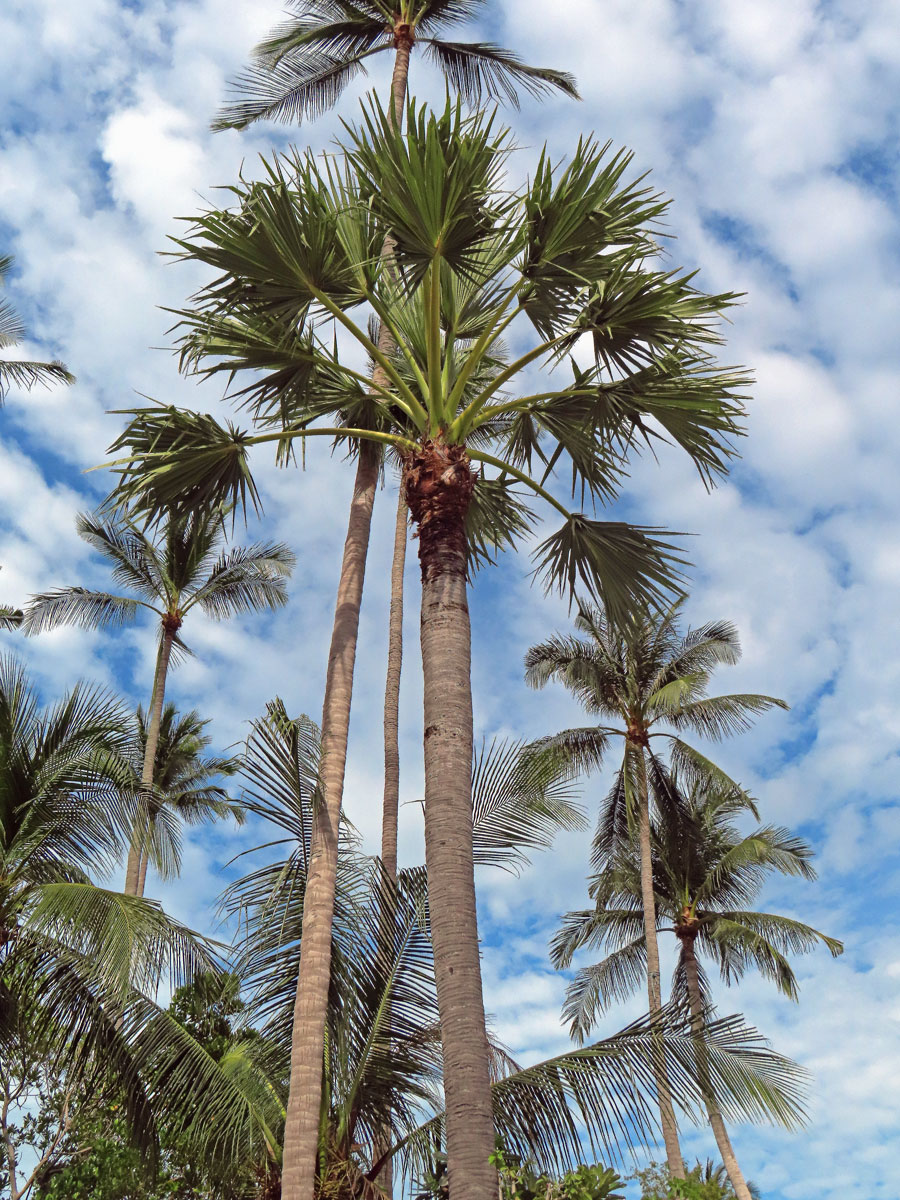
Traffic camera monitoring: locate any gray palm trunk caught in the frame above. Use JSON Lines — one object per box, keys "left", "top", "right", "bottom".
{"left": 681, "top": 934, "right": 754, "bottom": 1200}
{"left": 124, "top": 619, "right": 178, "bottom": 897}
{"left": 381, "top": 490, "right": 407, "bottom": 880}
{"left": 281, "top": 45, "right": 412, "bottom": 1200}
{"left": 634, "top": 747, "right": 685, "bottom": 1178}
{"left": 407, "top": 444, "right": 497, "bottom": 1200}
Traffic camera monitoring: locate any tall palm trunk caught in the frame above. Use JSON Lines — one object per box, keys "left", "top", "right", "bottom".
{"left": 124, "top": 619, "right": 178, "bottom": 897}
{"left": 282, "top": 42, "right": 412, "bottom": 1199}
{"left": 634, "top": 745, "right": 685, "bottom": 1178}
{"left": 406, "top": 442, "right": 496, "bottom": 1200}
{"left": 681, "top": 935, "right": 754, "bottom": 1200}
{"left": 381, "top": 489, "right": 407, "bottom": 879}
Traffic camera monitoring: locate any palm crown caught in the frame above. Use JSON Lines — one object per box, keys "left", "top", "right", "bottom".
{"left": 117, "top": 703, "right": 243, "bottom": 889}
{"left": 24, "top": 507, "right": 294, "bottom": 648}
{"left": 213, "top": 0, "right": 579, "bottom": 131}
{"left": 552, "top": 778, "right": 843, "bottom": 1041}
{"left": 109, "top": 97, "right": 746, "bottom": 620}
{"left": 0, "top": 254, "right": 74, "bottom": 402}
{"left": 525, "top": 599, "right": 788, "bottom": 844}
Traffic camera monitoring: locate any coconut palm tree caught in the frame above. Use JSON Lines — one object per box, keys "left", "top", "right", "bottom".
{"left": 0, "top": 254, "right": 74, "bottom": 403}
{"left": 106, "top": 98, "right": 749, "bottom": 1200}
{"left": 114, "top": 704, "right": 242, "bottom": 898}
{"left": 0, "top": 656, "right": 221, "bottom": 1198}
{"left": 525, "top": 601, "right": 787, "bottom": 1175}
{"left": 551, "top": 778, "right": 842, "bottom": 1200}
{"left": 214, "top": 701, "right": 807, "bottom": 1197}
{"left": 213, "top": 0, "right": 579, "bottom": 133}
{"left": 23, "top": 508, "right": 293, "bottom": 896}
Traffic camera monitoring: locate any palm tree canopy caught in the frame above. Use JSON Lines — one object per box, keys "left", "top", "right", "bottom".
{"left": 550, "top": 777, "right": 843, "bottom": 1040}
{"left": 195, "top": 700, "right": 809, "bottom": 1188}
{"left": 105, "top": 703, "right": 243, "bottom": 883}
{"left": 0, "top": 253, "right": 75, "bottom": 401}
{"left": 525, "top": 600, "right": 788, "bottom": 851}
{"left": 108, "top": 97, "right": 749, "bottom": 624}
{"left": 213, "top": 0, "right": 579, "bottom": 131}
{"left": 0, "top": 657, "right": 225, "bottom": 1170}
{"left": 23, "top": 507, "right": 295, "bottom": 645}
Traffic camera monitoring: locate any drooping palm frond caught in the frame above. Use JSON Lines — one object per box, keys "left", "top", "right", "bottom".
{"left": 470, "top": 738, "right": 587, "bottom": 873}
{"left": 22, "top": 586, "right": 144, "bottom": 634}
{"left": 399, "top": 1006, "right": 808, "bottom": 1183}
{"left": 421, "top": 39, "right": 578, "bottom": 107}
{"left": 186, "top": 541, "right": 295, "bottom": 619}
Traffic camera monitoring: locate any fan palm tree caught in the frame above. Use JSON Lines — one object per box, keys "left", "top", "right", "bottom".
{"left": 23, "top": 508, "right": 293, "bottom": 895}
{"left": 213, "top": 0, "right": 579, "bottom": 133}
{"left": 525, "top": 601, "right": 786, "bottom": 1175}
{"left": 0, "top": 254, "right": 74, "bottom": 403}
{"left": 107, "top": 98, "right": 749, "bottom": 1200}
{"left": 213, "top": 701, "right": 807, "bottom": 1198}
{"left": 216, "top": 15, "right": 576, "bottom": 1188}
{"left": 116, "top": 704, "right": 243, "bottom": 898}
{"left": 551, "top": 778, "right": 842, "bottom": 1200}
{"left": 0, "top": 656, "right": 221, "bottom": 1198}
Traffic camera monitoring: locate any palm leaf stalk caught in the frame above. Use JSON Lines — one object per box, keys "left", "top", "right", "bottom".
{"left": 106, "top": 97, "right": 749, "bottom": 1200}
{"left": 0, "top": 254, "right": 74, "bottom": 402}
{"left": 209, "top": 703, "right": 807, "bottom": 1195}
{"left": 23, "top": 509, "right": 292, "bottom": 896}
{"left": 526, "top": 601, "right": 787, "bottom": 1177}
{"left": 215, "top": 15, "right": 576, "bottom": 1198}
{"left": 551, "top": 777, "right": 841, "bottom": 1200}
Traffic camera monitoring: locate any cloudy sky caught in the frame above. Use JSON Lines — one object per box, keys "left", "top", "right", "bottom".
{"left": 2, "top": 1, "right": 899, "bottom": 1196}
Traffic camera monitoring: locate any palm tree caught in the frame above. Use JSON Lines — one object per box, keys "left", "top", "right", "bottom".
{"left": 551, "top": 778, "right": 842, "bottom": 1200}
{"left": 214, "top": 16, "right": 577, "bottom": 1193}
{"left": 107, "top": 99, "right": 748, "bottom": 1200}
{"left": 23, "top": 508, "right": 293, "bottom": 895}
{"left": 115, "top": 704, "right": 242, "bottom": 897}
{"left": 213, "top": 0, "right": 578, "bottom": 132}
{"left": 525, "top": 601, "right": 786, "bottom": 1176}
{"left": 0, "top": 255, "right": 75, "bottom": 402}
{"left": 0, "top": 656, "right": 220, "bottom": 1199}
{"left": 215, "top": 702, "right": 807, "bottom": 1197}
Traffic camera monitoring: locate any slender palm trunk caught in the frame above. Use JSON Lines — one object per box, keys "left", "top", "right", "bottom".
{"left": 381, "top": 489, "right": 407, "bottom": 878}
{"left": 406, "top": 442, "right": 496, "bottom": 1200}
{"left": 124, "top": 621, "right": 177, "bottom": 897}
{"left": 681, "top": 937, "right": 754, "bottom": 1200}
{"left": 634, "top": 745, "right": 685, "bottom": 1178}
{"left": 281, "top": 38, "right": 412, "bottom": 1200}
{"left": 282, "top": 445, "right": 379, "bottom": 1200}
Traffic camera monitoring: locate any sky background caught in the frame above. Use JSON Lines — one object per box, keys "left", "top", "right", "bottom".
{"left": 1, "top": 1, "right": 899, "bottom": 1196}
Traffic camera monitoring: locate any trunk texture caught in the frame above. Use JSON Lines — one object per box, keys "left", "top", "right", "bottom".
{"left": 681, "top": 937, "right": 754, "bottom": 1200}
{"left": 406, "top": 443, "right": 497, "bottom": 1200}
{"left": 634, "top": 746, "right": 685, "bottom": 1178}
{"left": 281, "top": 447, "right": 380, "bottom": 1200}
{"left": 124, "top": 624, "right": 176, "bottom": 897}
{"left": 381, "top": 489, "right": 407, "bottom": 879}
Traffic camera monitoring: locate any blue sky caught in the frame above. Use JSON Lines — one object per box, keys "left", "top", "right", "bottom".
{"left": 2, "top": 1, "right": 899, "bottom": 1196}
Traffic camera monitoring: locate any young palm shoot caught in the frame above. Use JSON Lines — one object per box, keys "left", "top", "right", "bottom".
{"left": 526, "top": 600, "right": 787, "bottom": 1174}
{"left": 107, "top": 98, "right": 749, "bottom": 1200}
{"left": 552, "top": 778, "right": 842, "bottom": 1200}
{"left": 23, "top": 508, "right": 293, "bottom": 895}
